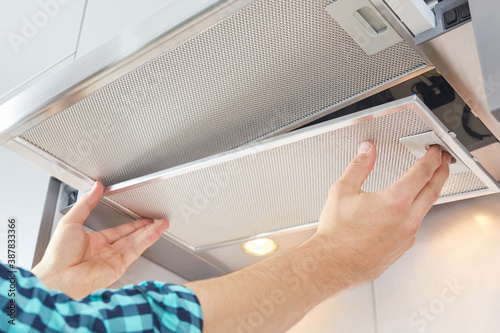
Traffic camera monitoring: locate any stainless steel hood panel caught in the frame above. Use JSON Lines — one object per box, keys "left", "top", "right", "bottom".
{"left": 469, "top": 0, "right": 500, "bottom": 121}
{"left": 417, "top": 21, "right": 500, "bottom": 142}
{"left": 104, "top": 96, "right": 500, "bottom": 250}
{"left": 17, "top": 0, "right": 427, "bottom": 186}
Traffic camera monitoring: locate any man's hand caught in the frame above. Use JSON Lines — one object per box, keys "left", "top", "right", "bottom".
{"left": 31, "top": 182, "right": 169, "bottom": 299}
{"left": 187, "top": 142, "right": 451, "bottom": 333}
{"left": 315, "top": 141, "right": 451, "bottom": 289}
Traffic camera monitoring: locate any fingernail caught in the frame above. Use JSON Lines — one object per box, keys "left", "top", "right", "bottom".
{"left": 428, "top": 145, "right": 441, "bottom": 155}
{"left": 358, "top": 142, "right": 372, "bottom": 155}
{"left": 445, "top": 153, "right": 452, "bottom": 165}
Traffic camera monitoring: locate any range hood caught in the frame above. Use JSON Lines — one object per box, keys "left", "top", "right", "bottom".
{"left": 1, "top": 0, "right": 499, "bottom": 279}
{"left": 5, "top": 0, "right": 430, "bottom": 187}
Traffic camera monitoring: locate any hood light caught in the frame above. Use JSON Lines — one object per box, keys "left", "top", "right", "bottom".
{"left": 242, "top": 238, "right": 279, "bottom": 256}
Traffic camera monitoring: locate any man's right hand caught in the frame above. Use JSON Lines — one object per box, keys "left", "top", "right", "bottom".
{"left": 314, "top": 141, "right": 451, "bottom": 290}
{"left": 187, "top": 141, "right": 451, "bottom": 333}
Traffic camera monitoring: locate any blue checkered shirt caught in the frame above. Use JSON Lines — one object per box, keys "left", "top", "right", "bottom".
{"left": 0, "top": 264, "right": 203, "bottom": 332}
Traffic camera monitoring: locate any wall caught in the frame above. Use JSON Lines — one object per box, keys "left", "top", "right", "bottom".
{"left": 0, "top": 147, "right": 51, "bottom": 269}
{"left": 288, "top": 192, "right": 500, "bottom": 333}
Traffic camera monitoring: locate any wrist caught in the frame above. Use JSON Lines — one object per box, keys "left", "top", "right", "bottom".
{"left": 31, "top": 261, "right": 65, "bottom": 293}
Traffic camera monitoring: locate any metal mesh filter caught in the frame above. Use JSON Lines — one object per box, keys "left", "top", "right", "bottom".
{"left": 105, "top": 100, "right": 495, "bottom": 249}
{"left": 20, "top": 0, "right": 426, "bottom": 186}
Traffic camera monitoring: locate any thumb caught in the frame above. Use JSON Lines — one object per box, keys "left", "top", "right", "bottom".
{"left": 61, "top": 181, "right": 104, "bottom": 225}
{"left": 337, "top": 141, "right": 377, "bottom": 194}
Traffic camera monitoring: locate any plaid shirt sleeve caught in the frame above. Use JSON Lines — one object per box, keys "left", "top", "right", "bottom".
{"left": 0, "top": 264, "right": 203, "bottom": 332}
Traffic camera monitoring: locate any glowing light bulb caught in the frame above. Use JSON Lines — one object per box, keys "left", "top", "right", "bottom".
{"left": 474, "top": 214, "right": 491, "bottom": 227}
{"left": 242, "top": 238, "right": 279, "bottom": 256}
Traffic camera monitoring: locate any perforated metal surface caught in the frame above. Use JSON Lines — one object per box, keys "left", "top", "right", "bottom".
{"left": 20, "top": 0, "right": 426, "bottom": 186}
{"left": 105, "top": 100, "right": 496, "bottom": 249}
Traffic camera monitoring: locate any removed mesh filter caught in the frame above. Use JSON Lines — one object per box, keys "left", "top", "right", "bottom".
{"left": 105, "top": 99, "right": 495, "bottom": 249}
{"left": 21, "top": 0, "right": 426, "bottom": 186}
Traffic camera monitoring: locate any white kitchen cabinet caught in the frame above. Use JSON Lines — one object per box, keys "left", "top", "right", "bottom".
{"left": 75, "top": 0, "right": 218, "bottom": 58}
{"left": 0, "top": 0, "right": 86, "bottom": 100}
{"left": 374, "top": 193, "right": 500, "bottom": 333}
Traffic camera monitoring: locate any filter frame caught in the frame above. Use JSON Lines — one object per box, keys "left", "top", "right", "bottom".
{"left": 104, "top": 95, "right": 500, "bottom": 252}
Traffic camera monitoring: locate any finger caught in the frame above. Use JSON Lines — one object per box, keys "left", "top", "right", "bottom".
{"left": 99, "top": 218, "right": 155, "bottom": 244}
{"left": 411, "top": 153, "right": 451, "bottom": 218}
{"left": 61, "top": 182, "right": 104, "bottom": 225}
{"left": 336, "top": 141, "right": 377, "bottom": 194}
{"left": 114, "top": 219, "right": 169, "bottom": 267}
{"left": 388, "top": 146, "right": 443, "bottom": 202}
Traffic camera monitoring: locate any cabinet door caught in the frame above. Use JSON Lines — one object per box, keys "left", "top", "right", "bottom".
{"left": 0, "top": 0, "right": 86, "bottom": 100}
{"left": 75, "top": 0, "right": 219, "bottom": 58}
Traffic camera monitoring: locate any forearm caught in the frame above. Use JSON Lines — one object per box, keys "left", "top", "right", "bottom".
{"left": 186, "top": 235, "right": 347, "bottom": 333}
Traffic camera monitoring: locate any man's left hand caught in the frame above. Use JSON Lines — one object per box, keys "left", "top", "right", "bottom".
{"left": 32, "top": 182, "right": 169, "bottom": 299}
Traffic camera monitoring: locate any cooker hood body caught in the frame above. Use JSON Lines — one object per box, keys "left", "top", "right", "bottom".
{"left": 1, "top": 0, "right": 499, "bottom": 279}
